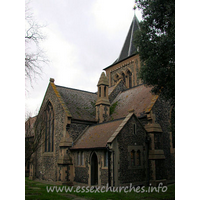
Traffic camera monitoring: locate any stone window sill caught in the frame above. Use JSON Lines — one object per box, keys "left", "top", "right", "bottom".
{"left": 75, "top": 165, "right": 86, "bottom": 168}
{"left": 43, "top": 152, "right": 54, "bottom": 157}
{"left": 128, "top": 165, "right": 143, "bottom": 170}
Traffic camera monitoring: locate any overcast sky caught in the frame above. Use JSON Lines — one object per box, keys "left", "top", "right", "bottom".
{"left": 25, "top": 0, "right": 142, "bottom": 117}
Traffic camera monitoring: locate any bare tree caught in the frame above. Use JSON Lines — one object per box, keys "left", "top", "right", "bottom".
{"left": 25, "top": 0, "right": 48, "bottom": 88}
{"left": 25, "top": 113, "right": 45, "bottom": 166}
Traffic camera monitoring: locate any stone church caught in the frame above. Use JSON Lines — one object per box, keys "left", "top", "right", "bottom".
{"left": 29, "top": 12, "right": 175, "bottom": 187}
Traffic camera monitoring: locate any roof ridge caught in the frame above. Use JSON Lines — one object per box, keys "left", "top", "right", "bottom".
{"left": 72, "top": 125, "right": 90, "bottom": 146}
{"left": 121, "top": 83, "right": 144, "bottom": 92}
{"left": 55, "top": 84, "right": 97, "bottom": 95}
{"left": 50, "top": 82, "right": 72, "bottom": 117}
{"left": 107, "top": 112, "right": 134, "bottom": 144}
{"left": 89, "top": 117, "right": 125, "bottom": 128}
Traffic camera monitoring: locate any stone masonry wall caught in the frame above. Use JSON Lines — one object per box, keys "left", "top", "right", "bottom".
{"left": 117, "top": 115, "right": 147, "bottom": 185}
{"left": 73, "top": 150, "right": 108, "bottom": 185}
{"left": 34, "top": 82, "right": 97, "bottom": 182}
{"left": 69, "top": 123, "right": 89, "bottom": 142}
{"left": 35, "top": 82, "right": 66, "bottom": 181}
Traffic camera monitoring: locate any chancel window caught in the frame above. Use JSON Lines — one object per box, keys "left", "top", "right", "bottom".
{"left": 44, "top": 101, "right": 54, "bottom": 152}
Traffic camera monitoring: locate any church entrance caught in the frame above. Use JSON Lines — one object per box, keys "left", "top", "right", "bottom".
{"left": 91, "top": 152, "right": 98, "bottom": 185}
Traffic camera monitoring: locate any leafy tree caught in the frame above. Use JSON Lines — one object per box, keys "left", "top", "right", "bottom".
{"left": 135, "top": 0, "right": 175, "bottom": 105}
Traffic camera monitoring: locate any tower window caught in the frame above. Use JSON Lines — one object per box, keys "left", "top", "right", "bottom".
{"left": 122, "top": 72, "right": 126, "bottom": 84}
{"left": 127, "top": 70, "right": 132, "bottom": 88}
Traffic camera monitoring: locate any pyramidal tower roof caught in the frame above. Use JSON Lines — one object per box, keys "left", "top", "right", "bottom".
{"left": 97, "top": 72, "right": 109, "bottom": 86}
{"left": 115, "top": 12, "right": 140, "bottom": 64}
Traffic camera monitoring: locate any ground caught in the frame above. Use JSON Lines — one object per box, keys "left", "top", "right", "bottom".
{"left": 25, "top": 178, "right": 175, "bottom": 200}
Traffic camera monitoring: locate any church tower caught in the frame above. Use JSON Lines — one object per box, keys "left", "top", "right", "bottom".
{"left": 103, "top": 9, "right": 142, "bottom": 88}
{"left": 95, "top": 72, "right": 110, "bottom": 123}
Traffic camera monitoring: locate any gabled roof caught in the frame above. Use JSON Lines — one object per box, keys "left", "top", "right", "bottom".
{"left": 113, "top": 13, "right": 140, "bottom": 65}
{"left": 109, "top": 84, "right": 158, "bottom": 120}
{"left": 55, "top": 85, "right": 97, "bottom": 122}
{"left": 71, "top": 118, "right": 124, "bottom": 149}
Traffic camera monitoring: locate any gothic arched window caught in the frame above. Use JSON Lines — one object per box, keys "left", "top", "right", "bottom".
{"left": 44, "top": 101, "right": 54, "bottom": 152}
{"left": 114, "top": 74, "right": 119, "bottom": 85}
{"left": 122, "top": 72, "right": 126, "bottom": 84}
{"left": 127, "top": 70, "right": 132, "bottom": 88}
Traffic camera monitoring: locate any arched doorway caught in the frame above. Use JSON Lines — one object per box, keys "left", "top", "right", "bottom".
{"left": 91, "top": 152, "right": 98, "bottom": 185}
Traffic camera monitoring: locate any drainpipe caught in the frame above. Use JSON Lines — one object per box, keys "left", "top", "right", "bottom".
{"left": 112, "top": 150, "right": 115, "bottom": 187}
{"left": 108, "top": 148, "right": 111, "bottom": 187}
{"left": 106, "top": 144, "right": 113, "bottom": 187}
{"left": 145, "top": 135, "right": 151, "bottom": 186}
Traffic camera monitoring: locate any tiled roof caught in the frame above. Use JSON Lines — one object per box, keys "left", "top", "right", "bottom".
{"left": 71, "top": 119, "right": 124, "bottom": 149}
{"left": 55, "top": 85, "right": 97, "bottom": 121}
{"left": 109, "top": 84, "right": 158, "bottom": 120}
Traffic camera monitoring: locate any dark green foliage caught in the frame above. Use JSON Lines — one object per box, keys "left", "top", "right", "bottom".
{"left": 110, "top": 101, "right": 119, "bottom": 115}
{"left": 135, "top": 0, "right": 175, "bottom": 105}
{"left": 90, "top": 100, "right": 96, "bottom": 108}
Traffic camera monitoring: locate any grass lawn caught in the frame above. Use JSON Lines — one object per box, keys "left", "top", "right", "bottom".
{"left": 25, "top": 177, "right": 175, "bottom": 200}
